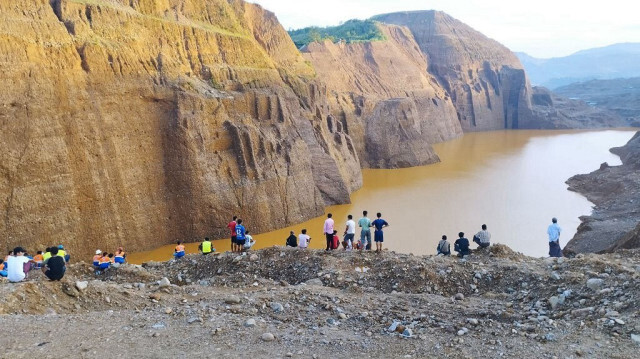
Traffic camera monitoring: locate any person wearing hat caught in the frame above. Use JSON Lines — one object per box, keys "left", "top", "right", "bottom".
{"left": 93, "top": 250, "right": 102, "bottom": 267}
{"left": 57, "top": 245, "right": 70, "bottom": 263}
{"left": 6, "top": 247, "right": 31, "bottom": 282}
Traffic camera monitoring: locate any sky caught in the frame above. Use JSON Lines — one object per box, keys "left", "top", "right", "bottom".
{"left": 250, "top": 0, "right": 640, "bottom": 58}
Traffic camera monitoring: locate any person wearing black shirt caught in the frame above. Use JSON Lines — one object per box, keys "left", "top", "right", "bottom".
{"left": 42, "top": 247, "right": 66, "bottom": 281}
{"left": 286, "top": 230, "right": 298, "bottom": 247}
{"left": 454, "top": 232, "right": 471, "bottom": 258}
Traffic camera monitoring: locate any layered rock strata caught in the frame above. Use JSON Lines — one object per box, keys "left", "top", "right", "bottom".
{"left": 0, "top": 0, "right": 361, "bottom": 256}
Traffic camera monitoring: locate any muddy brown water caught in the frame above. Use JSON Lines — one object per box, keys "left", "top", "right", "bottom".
{"left": 128, "top": 129, "right": 637, "bottom": 263}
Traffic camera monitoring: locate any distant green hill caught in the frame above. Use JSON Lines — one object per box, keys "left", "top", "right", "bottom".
{"left": 288, "top": 19, "right": 385, "bottom": 48}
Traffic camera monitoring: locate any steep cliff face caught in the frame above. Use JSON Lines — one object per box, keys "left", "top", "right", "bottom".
{"left": 372, "top": 11, "right": 536, "bottom": 131}
{"left": 301, "top": 25, "right": 463, "bottom": 168}
{"left": 0, "top": 0, "right": 361, "bottom": 256}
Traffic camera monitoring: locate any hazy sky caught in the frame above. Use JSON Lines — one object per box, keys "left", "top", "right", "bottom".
{"left": 250, "top": 0, "right": 639, "bottom": 58}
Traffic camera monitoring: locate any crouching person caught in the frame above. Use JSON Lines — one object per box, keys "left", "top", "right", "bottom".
{"left": 42, "top": 247, "right": 66, "bottom": 281}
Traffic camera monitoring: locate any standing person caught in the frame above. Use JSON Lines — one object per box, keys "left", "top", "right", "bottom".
{"left": 547, "top": 217, "right": 563, "bottom": 257}
{"left": 174, "top": 241, "right": 186, "bottom": 259}
{"left": 199, "top": 237, "right": 213, "bottom": 255}
{"left": 473, "top": 224, "right": 491, "bottom": 249}
{"left": 235, "top": 219, "right": 246, "bottom": 252}
{"left": 42, "top": 247, "right": 66, "bottom": 281}
{"left": 343, "top": 214, "right": 356, "bottom": 250}
{"left": 371, "top": 213, "right": 389, "bottom": 253}
{"left": 437, "top": 235, "right": 451, "bottom": 256}
{"left": 228, "top": 216, "right": 238, "bottom": 252}
{"left": 358, "top": 211, "right": 372, "bottom": 251}
{"left": 286, "top": 230, "right": 298, "bottom": 247}
{"left": 6, "top": 247, "right": 31, "bottom": 283}
{"left": 298, "top": 229, "right": 311, "bottom": 249}
{"left": 323, "top": 213, "right": 335, "bottom": 251}
{"left": 454, "top": 232, "right": 471, "bottom": 258}
{"left": 243, "top": 230, "right": 255, "bottom": 251}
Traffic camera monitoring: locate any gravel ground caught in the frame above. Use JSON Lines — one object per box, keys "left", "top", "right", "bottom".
{"left": 1, "top": 245, "right": 639, "bottom": 358}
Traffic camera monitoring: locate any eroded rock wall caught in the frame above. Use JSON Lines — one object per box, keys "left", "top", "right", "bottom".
{"left": 301, "top": 25, "right": 463, "bottom": 168}
{"left": 372, "top": 11, "right": 535, "bottom": 131}
{"left": 0, "top": 0, "right": 361, "bottom": 256}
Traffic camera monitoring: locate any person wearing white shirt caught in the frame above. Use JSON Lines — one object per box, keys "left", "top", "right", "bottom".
{"left": 7, "top": 246, "right": 30, "bottom": 283}
{"left": 547, "top": 217, "right": 563, "bottom": 257}
{"left": 343, "top": 214, "right": 356, "bottom": 250}
{"left": 298, "top": 229, "right": 311, "bottom": 249}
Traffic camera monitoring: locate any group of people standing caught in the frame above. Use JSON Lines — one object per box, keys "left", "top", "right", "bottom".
{"left": 284, "top": 211, "right": 390, "bottom": 253}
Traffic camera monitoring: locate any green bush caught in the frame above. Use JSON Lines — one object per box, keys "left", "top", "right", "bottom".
{"left": 288, "top": 19, "right": 385, "bottom": 48}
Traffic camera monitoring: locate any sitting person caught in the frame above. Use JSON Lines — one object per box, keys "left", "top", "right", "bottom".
{"left": 199, "top": 238, "right": 214, "bottom": 255}
{"left": 436, "top": 235, "right": 451, "bottom": 256}
{"left": 97, "top": 252, "right": 111, "bottom": 272}
{"left": 0, "top": 259, "right": 7, "bottom": 277}
{"left": 473, "top": 224, "right": 491, "bottom": 249}
{"left": 454, "top": 232, "right": 471, "bottom": 258}
{"left": 92, "top": 250, "right": 102, "bottom": 267}
{"left": 57, "top": 245, "right": 70, "bottom": 263}
{"left": 286, "top": 231, "right": 297, "bottom": 247}
{"left": 6, "top": 247, "right": 31, "bottom": 283}
{"left": 114, "top": 247, "right": 126, "bottom": 264}
{"left": 330, "top": 230, "right": 340, "bottom": 250}
{"left": 42, "top": 247, "right": 66, "bottom": 281}
{"left": 174, "top": 241, "right": 185, "bottom": 259}
{"left": 243, "top": 231, "right": 255, "bottom": 251}
{"left": 42, "top": 248, "right": 52, "bottom": 265}
{"left": 298, "top": 229, "right": 310, "bottom": 250}
{"left": 32, "top": 251, "right": 44, "bottom": 268}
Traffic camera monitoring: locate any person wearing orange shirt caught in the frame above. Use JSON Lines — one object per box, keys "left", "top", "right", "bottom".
{"left": 92, "top": 250, "right": 102, "bottom": 267}
{"left": 32, "top": 251, "right": 44, "bottom": 268}
{"left": 174, "top": 241, "right": 185, "bottom": 259}
{"left": 98, "top": 252, "right": 111, "bottom": 271}
{"left": 114, "top": 247, "right": 126, "bottom": 264}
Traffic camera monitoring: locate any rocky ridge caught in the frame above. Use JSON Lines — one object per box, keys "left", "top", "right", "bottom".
{"left": 565, "top": 132, "right": 640, "bottom": 254}
{"left": 0, "top": 246, "right": 639, "bottom": 358}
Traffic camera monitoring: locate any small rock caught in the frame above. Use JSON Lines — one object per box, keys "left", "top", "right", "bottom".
{"left": 548, "top": 296, "right": 561, "bottom": 310}
{"left": 249, "top": 254, "right": 259, "bottom": 262}
{"left": 225, "top": 296, "right": 241, "bottom": 305}
{"left": 158, "top": 277, "right": 171, "bottom": 288}
{"left": 164, "top": 308, "right": 172, "bottom": 314}
{"left": 361, "top": 312, "right": 369, "bottom": 318}
{"left": 402, "top": 328, "right": 413, "bottom": 337}
{"left": 454, "top": 293, "right": 465, "bottom": 301}
{"left": 261, "top": 332, "right": 275, "bottom": 342}
{"left": 233, "top": 255, "right": 243, "bottom": 263}
{"left": 212, "top": 328, "right": 222, "bottom": 336}
{"left": 550, "top": 272, "right": 561, "bottom": 281}
{"left": 613, "top": 318, "right": 625, "bottom": 325}
{"left": 338, "top": 313, "right": 347, "bottom": 320}
{"left": 466, "top": 318, "right": 479, "bottom": 326}
{"left": 586, "top": 278, "right": 604, "bottom": 290}
{"left": 187, "top": 317, "right": 201, "bottom": 324}
{"left": 631, "top": 334, "right": 640, "bottom": 344}
{"left": 151, "top": 323, "right": 166, "bottom": 330}
{"left": 286, "top": 353, "right": 293, "bottom": 358}
{"left": 245, "top": 319, "right": 256, "bottom": 327}
{"left": 457, "top": 330, "right": 466, "bottom": 336}
{"left": 270, "top": 302, "right": 284, "bottom": 313}
{"left": 305, "top": 278, "right": 324, "bottom": 286}
{"left": 75, "top": 281, "right": 88, "bottom": 291}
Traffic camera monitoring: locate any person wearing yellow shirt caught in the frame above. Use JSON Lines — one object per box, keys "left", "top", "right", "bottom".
{"left": 199, "top": 237, "right": 214, "bottom": 255}
{"left": 42, "top": 248, "right": 52, "bottom": 265}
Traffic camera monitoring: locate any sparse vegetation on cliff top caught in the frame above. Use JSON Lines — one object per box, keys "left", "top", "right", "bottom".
{"left": 288, "top": 19, "right": 385, "bottom": 48}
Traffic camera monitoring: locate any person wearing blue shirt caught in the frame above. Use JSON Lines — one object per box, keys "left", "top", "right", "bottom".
{"left": 547, "top": 217, "right": 563, "bottom": 257}
{"left": 235, "top": 218, "right": 246, "bottom": 247}
{"left": 371, "top": 212, "right": 389, "bottom": 253}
